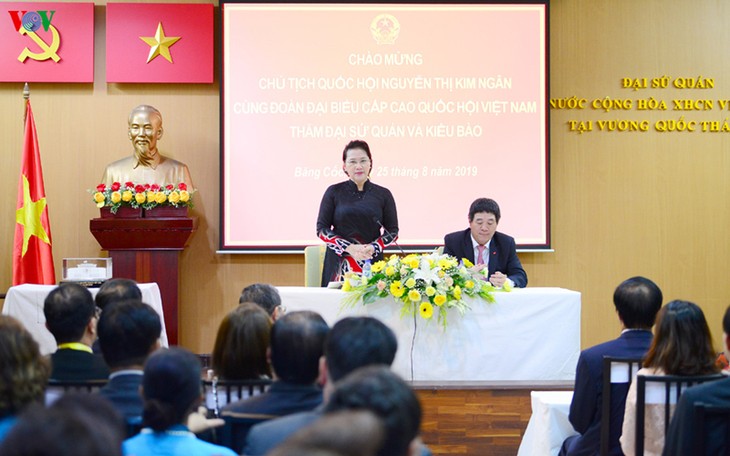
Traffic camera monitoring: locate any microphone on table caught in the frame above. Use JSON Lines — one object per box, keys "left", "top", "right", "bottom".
{"left": 373, "top": 217, "right": 406, "bottom": 256}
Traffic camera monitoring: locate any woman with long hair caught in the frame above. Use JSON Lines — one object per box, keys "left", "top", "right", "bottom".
{"left": 620, "top": 300, "right": 719, "bottom": 456}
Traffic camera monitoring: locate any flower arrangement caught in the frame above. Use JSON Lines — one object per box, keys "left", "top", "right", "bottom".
{"left": 92, "top": 181, "right": 193, "bottom": 213}
{"left": 342, "top": 250, "right": 510, "bottom": 328}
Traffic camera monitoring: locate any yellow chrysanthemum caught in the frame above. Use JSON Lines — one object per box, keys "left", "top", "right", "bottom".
{"left": 371, "top": 260, "right": 386, "bottom": 273}
{"left": 434, "top": 294, "right": 447, "bottom": 306}
{"left": 135, "top": 193, "right": 146, "bottom": 204}
{"left": 453, "top": 285, "right": 462, "bottom": 300}
{"left": 180, "top": 190, "right": 190, "bottom": 202}
{"left": 405, "top": 278, "right": 416, "bottom": 288}
{"left": 146, "top": 191, "right": 157, "bottom": 202}
{"left": 93, "top": 192, "right": 105, "bottom": 203}
{"left": 425, "top": 286, "right": 436, "bottom": 297}
{"left": 155, "top": 192, "right": 167, "bottom": 204}
{"left": 168, "top": 191, "right": 181, "bottom": 204}
{"left": 122, "top": 190, "right": 133, "bottom": 202}
{"left": 419, "top": 302, "right": 434, "bottom": 319}
{"left": 110, "top": 191, "right": 122, "bottom": 204}
{"left": 465, "top": 280, "right": 475, "bottom": 289}
{"left": 390, "top": 281, "right": 405, "bottom": 298}
{"left": 408, "top": 258, "right": 420, "bottom": 269}
{"left": 408, "top": 289, "right": 421, "bottom": 302}
{"left": 385, "top": 266, "right": 396, "bottom": 277}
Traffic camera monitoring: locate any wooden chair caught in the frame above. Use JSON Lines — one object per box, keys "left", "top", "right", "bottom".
{"left": 201, "top": 378, "right": 272, "bottom": 417}
{"left": 635, "top": 373, "right": 724, "bottom": 455}
{"left": 694, "top": 402, "right": 730, "bottom": 456}
{"left": 600, "top": 356, "right": 643, "bottom": 456}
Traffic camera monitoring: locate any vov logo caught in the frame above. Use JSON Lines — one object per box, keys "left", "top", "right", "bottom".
{"left": 8, "top": 10, "right": 61, "bottom": 63}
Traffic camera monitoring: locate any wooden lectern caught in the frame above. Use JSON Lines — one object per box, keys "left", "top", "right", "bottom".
{"left": 90, "top": 212, "right": 197, "bottom": 345}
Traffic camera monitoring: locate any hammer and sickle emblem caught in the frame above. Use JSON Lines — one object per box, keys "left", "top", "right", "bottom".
{"left": 17, "top": 25, "right": 61, "bottom": 63}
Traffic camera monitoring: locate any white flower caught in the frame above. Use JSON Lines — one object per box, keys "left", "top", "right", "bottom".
{"left": 413, "top": 258, "right": 441, "bottom": 285}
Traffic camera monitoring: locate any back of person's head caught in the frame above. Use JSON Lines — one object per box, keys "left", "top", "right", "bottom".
{"left": 95, "top": 278, "right": 142, "bottom": 311}
{"left": 468, "top": 197, "right": 501, "bottom": 223}
{"left": 239, "top": 283, "right": 281, "bottom": 316}
{"left": 51, "top": 393, "right": 126, "bottom": 442}
{"left": 0, "top": 315, "right": 50, "bottom": 418}
{"left": 723, "top": 304, "right": 730, "bottom": 335}
{"left": 325, "top": 366, "right": 422, "bottom": 456}
{"left": 212, "top": 302, "right": 272, "bottom": 380}
{"left": 44, "top": 283, "right": 96, "bottom": 344}
{"left": 269, "top": 410, "right": 384, "bottom": 456}
{"left": 326, "top": 317, "right": 398, "bottom": 382}
{"left": 98, "top": 300, "right": 161, "bottom": 370}
{"left": 142, "top": 347, "right": 202, "bottom": 432}
{"left": 0, "top": 400, "right": 123, "bottom": 456}
{"left": 271, "top": 311, "right": 329, "bottom": 384}
{"left": 613, "top": 276, "right": 663, "bottom": 329}
{"left": 644, "top": 300, "right": 718, "bottom": 375}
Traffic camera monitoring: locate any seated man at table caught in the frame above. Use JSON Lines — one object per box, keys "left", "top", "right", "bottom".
{"left": 560, "top": 276, "right": 662, "bottom": 456}
{"left": 443, "top": 197, "right": 527, "bottom": 288}
{"left": 663, "top": 304, "right": 730, "bottom": 455}
{"left": 221, "top": 311, "right": 329, "bottom": 452}
{"left": 97, "top": 299, "right": 161, "bottom": 420}
{"left": 44, "top": 283, "right": 109, "bottom": 381}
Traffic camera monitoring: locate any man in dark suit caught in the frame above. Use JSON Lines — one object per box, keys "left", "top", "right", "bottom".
{"left": 443, "top": 197, "right": 527, "bottom": 288}
{"left": 663, "top": 304, "right": 730, "bottom": 456}
{"left": 97, "top": 299, "right": 161, "bottom": 420}
{"left": 244, "top": 317, "right": 399, "bottom": 455}
{"left": 44, "top": 283, "right": 109, "bottom": 381}
{"left": 560, "top": 276, "right": 663, "bottom": 456}
{"left": 221, "top": 311, "right": 330, "bottom": 453}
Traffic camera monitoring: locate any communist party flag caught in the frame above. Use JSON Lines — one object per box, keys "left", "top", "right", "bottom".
{"left": 13, "top": 98, "right": 55, "bottom": 285}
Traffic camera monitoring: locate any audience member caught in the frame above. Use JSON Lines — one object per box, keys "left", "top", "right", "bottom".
{"left": 221, "top": 311, "right": 329, "bottom": 452}
{"left": 663, "top": 304, "right": 730, "bottom": 455}
{"left": 0, "top": 394, "right": 125, "bottom": 456}
{"left": 0, "top": 315, "right": 50, "bottom": 443}
{"left": 561, "top": 276, "right": 662, "bottom": 456}
{"left": 239, "top": 283, "right": 285, "bottom": 320}
{"left": 44, "top": 283, "right": 109, "bottom": 380}
{"left": 123, "top": 347, "right": 236, "bottom": 456}
{"left": 268, "top": 410, "right": 384, "bottom": 456}
{"left": 620, "top": 300, "right": 719, "bottom": 456}
{"left": 95, "top": 278, "right": 142, "bottom": 311}
{"left": 325, "top": 365, "right": 423, "bottom": 456}
{"left": 97, "top": 299, "right": 162, "bottom": 420}
{"left": 244, "top": 316, "right": 398, "bottom": 455}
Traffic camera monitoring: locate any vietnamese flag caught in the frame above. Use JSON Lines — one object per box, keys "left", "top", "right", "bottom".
{"left": 106, "top": 3, "right": 213, "bottom": 83}
{"left": 13, "top": 98, "right": 55, "bottom": 285}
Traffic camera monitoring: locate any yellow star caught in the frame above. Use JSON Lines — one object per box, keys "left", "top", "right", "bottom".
{"left": 15, "top": 175, "right": 51, "bottom": 257}
{"left": 139, "top": 22, "right": 181, "bottom": 64}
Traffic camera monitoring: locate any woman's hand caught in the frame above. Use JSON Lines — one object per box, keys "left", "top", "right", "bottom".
{"left": 346, "top": 244, "right": 375, "bottom": 261}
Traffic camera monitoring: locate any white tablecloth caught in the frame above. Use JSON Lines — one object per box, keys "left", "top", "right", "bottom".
{"left": 518, "top": 391, "right": 577, "bottom": 456}
{"left": 277, "top": 287, "right": 580, "bottom": 382}
{"left": 2, "top": 283, "right": 169, "bottom": 355}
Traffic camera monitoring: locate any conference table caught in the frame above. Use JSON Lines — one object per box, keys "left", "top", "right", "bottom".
{"left": 517, "top": 391, "right": 577, "bottom": 455}
{"left": 277, "top": 287, "right": 581, "bottom": 382}
{"left": 2, "top": 283, "right": 169, "bottom": 355}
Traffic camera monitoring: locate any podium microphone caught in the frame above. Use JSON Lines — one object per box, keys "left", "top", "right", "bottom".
{"left": 373, "top": 217, "right": 406, "bottom": 256}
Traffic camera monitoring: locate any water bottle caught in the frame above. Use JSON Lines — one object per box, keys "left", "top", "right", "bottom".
{"left": 362, "top": 260, "right": 372, "bottom": 279}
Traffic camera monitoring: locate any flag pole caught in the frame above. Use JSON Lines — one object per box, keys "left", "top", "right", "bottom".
{"left": 23, "top": 82, "right": 29, "bottom": 122}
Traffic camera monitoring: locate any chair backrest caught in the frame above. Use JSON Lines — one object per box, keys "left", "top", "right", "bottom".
{"left": 600, "top": 356, "right": 643, "bottom": 456}
{"left": 635, "top": 373, "right": 725, "bottom": 456}
{"left": 202, "top": 378, "right": 272, "bottom": 417}
{"left": 693, "top": 402, "right": 730, "bottom": 456}
{"left": 304, "top": 245, "right": 326, "bottom": 287}
{"left": 45, "top": 379, "right": 108, "bottom": 405}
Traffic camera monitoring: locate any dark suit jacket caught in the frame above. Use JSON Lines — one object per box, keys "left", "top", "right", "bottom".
{"left": 443, "top": 229, "right": 527, "bottom": 287}
{"left": 221, "top": 381, "right": 322, "bottom": 453}
{"left": 562, "top": 330, "right": 653, "bottom": 456}
{"left": 663, "top": 376, "right": 730, "bottom": 456}
{"left": 98, "top": 372, "right": 144, "bottom": 419}
{"left": 49, "top": 348, "right": 110, "bottom": 381}
{"left": 244, "top": 408, "right": 322, "bottom": 455}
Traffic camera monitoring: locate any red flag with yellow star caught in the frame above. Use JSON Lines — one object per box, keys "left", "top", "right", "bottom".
{"left": 13, "top": 99, "right": 55, "bottom": 285}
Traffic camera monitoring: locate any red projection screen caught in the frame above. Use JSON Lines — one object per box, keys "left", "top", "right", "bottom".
{"left": 220, "top": 2, "right": 549, "bottom": 252}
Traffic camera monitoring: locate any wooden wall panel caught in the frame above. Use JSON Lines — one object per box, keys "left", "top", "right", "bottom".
{"left": 2, "top": 0, "right": 730, "bottom": 356}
